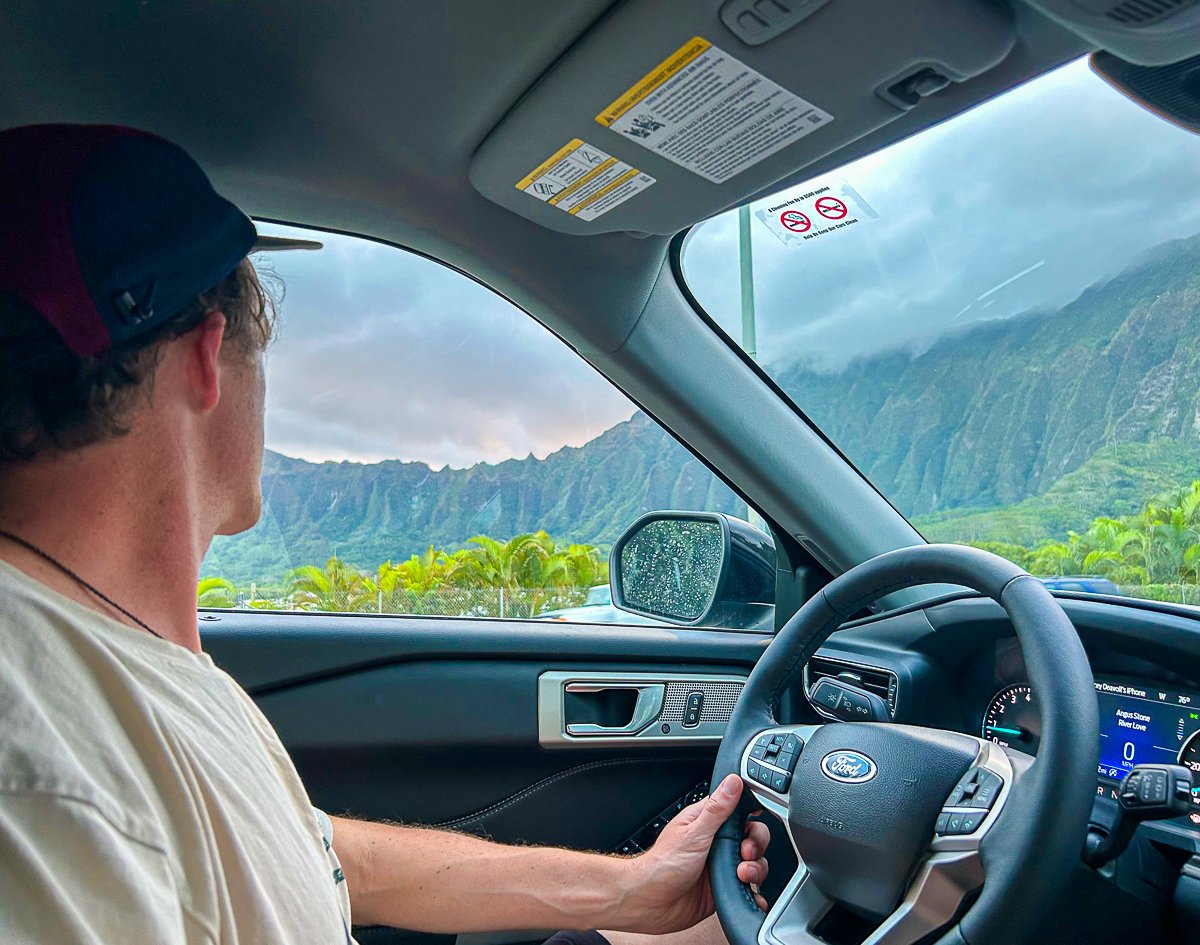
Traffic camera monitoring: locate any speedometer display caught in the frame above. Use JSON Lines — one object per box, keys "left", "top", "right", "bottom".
{"left": 982, "top": 677, "right": 1200, "bottom": 822}
{"left": 982, "top": 684, "right": 1042, "bottom": 754}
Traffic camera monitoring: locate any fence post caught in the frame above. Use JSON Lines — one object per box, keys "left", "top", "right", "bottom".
{"left": 499, "top": 586, "right": 505, "bottom": 618}
{"left": 378, "top": 589, "right": 383, "bottom": 614}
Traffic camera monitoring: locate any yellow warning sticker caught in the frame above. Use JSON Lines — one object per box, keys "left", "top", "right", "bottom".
{"left": 515, "top": 139, "right": 655, "bottom": 221}
{"left": 596, "top": 37, "right": 834, "bottom": 184}
{"left": 595, "top": 37, "right": 712, "bottom": 128}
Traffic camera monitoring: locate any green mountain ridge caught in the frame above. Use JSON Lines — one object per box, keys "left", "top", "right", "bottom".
{"left": 204, "top": 232, "right": 1200, "bottom": 584}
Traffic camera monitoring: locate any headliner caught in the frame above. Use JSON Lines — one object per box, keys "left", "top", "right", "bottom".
{"left": 0, "top": 1, "right": 1095, "bottom": 352}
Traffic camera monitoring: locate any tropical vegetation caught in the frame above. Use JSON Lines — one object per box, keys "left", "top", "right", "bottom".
{"left": 964, "top": 481, "right": 1200, "bottom": 604}
{"left": 199, "top": 531, "right": 606, "bottom": 618}
{"left": 200, "top": 482, "right": 1200, "bottom": 616}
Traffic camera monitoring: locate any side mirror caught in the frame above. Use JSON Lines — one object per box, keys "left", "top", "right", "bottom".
{"left": 610, "top": 511, "right": 776, "bottom": 629}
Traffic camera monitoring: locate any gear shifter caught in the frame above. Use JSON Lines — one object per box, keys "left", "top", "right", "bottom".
{"left": 1083, "top": 764, "right": 1195, "bottom": 869}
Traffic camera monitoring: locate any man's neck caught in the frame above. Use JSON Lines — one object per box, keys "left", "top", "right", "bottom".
{"left": 0, "top": 442, "right": 208, "bottom": 652}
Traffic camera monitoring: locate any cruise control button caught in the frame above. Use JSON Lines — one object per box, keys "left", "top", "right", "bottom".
{"left": 755, "top": 734, "right": 772, "bottom": 749}
{"left": 750, "top": 744, "right": 767, "bottom": 760}
{"left": 775, "top": 750, "right": 796, "bottom": 772}
{"left": 783, "top": 734, "right": 802, "bottom": 755}
{"left": 771, "top": 734, "right": 786, "bottom": 746}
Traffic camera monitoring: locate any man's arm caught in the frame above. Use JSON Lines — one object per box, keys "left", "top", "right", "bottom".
{"left": 331, "top": 773, "right": 770, "bottom": 934}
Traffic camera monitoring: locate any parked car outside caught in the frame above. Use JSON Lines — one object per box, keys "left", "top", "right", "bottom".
{"left": 1038, "top": 576, "right": 1122, "bottom": 595}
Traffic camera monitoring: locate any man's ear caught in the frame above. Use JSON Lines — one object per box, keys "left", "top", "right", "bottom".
{"left": 184, "top": 310, "right": 228, "bottom": 412}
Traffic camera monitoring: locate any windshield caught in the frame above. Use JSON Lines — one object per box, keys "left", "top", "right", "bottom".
{"left": 681, "top": 58, "right": 1200, "bottom": 605}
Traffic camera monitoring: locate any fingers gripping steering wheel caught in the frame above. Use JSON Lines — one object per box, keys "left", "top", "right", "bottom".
{"left": 708, "top": 545, "right": 1098, "bottom": 945}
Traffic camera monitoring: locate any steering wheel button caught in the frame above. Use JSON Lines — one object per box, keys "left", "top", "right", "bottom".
{"left": 771, "top": 733, "right": 786, "bottom": 745}
{"left": 946, "top": 812, "right": 965, "bottom": 835}
{"left": 770, "top": 772, "right": 790, "bottom": 793}
{"left": 746, "top": 762, "right": 761, "bottom": 779}
{"left": 968, "top": 772, "right": 1003, "bottom": 809}
{"left": 755, "top": 734, "right": 772, "bottom": 749}
{"left": 935, "top": 812, "right": 950, "bottom": 835}
{"left": 776, "top": 750, "right": 796, "bottom": 772}
{"left": 750, "top": 744, "right": 766, "bottom": 759}
{"left": 783, "top": 734, "right": 802, "bottom": 754}
{"left": 960, "top": 810, "right": 986, "bottom": 834}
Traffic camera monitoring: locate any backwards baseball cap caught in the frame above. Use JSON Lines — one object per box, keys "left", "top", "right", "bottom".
{"left": 0, "top": 123, "right": 319, "bottom": 357}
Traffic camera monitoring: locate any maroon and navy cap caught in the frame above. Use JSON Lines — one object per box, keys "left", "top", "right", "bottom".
{"left": 0, "top": 123, "right": 311, "bottom": 357}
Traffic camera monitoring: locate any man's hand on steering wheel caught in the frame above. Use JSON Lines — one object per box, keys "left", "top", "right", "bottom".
{"left": 617, "top": 773, "right": 770, "bottom": 934}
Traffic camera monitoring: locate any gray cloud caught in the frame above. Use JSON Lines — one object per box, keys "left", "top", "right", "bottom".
{"left": 683, "top": 59, "right": 1200, "bottom": 372}
{"left": 256, "top": 227, "right": 634, "bottom": 468}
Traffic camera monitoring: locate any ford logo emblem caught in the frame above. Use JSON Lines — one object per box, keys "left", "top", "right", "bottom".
{"left": 820, "top": 750, "right": 877, "bottom": 784}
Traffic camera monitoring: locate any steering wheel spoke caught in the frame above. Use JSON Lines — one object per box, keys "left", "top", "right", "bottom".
{"left": 929, "top": 737, "right": 1014, "bottom": 853}
{"left": 740, "top": 724, "right": 822, "bottom": 820}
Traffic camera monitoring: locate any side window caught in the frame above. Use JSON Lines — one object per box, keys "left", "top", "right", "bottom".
{"left": 200, "top": 224, "right": 775, "bottom": 628}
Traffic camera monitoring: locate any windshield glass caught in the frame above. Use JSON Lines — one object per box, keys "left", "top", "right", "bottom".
{"left": 682, "top": 58, "right": 1200, "bottom": 605}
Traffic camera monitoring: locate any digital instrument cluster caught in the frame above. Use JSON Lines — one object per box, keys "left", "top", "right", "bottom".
{"left": 982, "top": 675, "right": 1200, "bottom": 825}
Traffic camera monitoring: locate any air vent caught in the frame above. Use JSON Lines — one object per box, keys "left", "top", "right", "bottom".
{"left": 1103, "top": 0, "right": 1197, "bottom": 26}
{"left": 804, "top": 656, "right": 898, "bottom": 717}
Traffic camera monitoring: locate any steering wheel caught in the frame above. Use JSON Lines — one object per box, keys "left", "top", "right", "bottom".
{"left": 709, "top": 544, "right": 1098, "bottom": 945}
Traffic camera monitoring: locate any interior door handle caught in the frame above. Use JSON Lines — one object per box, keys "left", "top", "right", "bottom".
{"left": 564, "top": 682, "right": 665, "bottom": 736}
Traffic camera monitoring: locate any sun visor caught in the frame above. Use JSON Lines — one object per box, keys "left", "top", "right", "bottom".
{"left": 469, "top": 0, "right": 1016, "bottom": 236}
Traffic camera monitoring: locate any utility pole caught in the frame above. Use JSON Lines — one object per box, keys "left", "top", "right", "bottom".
{"left": 738, "top": 205, "right": 767, "bottom": 534}
{"left": 738, "top": 205, "right": 757, "bottom": 360}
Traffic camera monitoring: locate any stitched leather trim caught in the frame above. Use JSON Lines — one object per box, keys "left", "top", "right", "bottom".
{"left": 431, "top": 755, "right": 700, "bottom": 829}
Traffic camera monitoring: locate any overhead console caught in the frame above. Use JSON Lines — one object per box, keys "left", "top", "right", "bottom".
{"left": 469, "top": 0, "right": 1017, "bottom": 235}
{"left": 1027, "top": 0, "right": 1200, "bottom": 66}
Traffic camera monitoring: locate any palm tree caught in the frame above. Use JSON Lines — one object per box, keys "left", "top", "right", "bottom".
{"left": 371, "top": 547, "right": 456, "bottom": 615}
{"left": 287, "top": 556, "right": 374, "bottom": 612}
{"left": 197, "top": 576, "right": 236, "bottom": 608}
{"left": 445, "top": 531, "right": 602, "bottom": 617}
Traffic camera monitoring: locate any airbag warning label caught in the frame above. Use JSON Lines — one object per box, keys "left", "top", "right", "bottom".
{"left": 596, "top": 37, "right": 833, "bottom": 184}
{"left": 515, "top": 139, "right": 655, "bottom": 221}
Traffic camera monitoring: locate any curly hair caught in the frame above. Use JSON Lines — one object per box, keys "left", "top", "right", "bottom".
{"left": 0, "top": 258, "right": 276, "bottom": 465}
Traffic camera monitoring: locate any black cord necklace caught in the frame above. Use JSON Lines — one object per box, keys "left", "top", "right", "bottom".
{"left": 0, "top": 529, "right": 167, "bottom": 641}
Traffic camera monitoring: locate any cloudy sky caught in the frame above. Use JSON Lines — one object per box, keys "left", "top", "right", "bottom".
{"left": 259, "top": 58, "right": 1200, "bottom": 469}
{"left": 256, "top": 227, "right": 636, "bottom": 467}
{"left": 684, "top": 58, "right": 1200, "bottom": 371}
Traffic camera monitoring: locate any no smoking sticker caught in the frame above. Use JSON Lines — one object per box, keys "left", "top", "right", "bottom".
{"left": 780, "top": 211, "right": 810, "bottom": 233}
{"left": 755, "top": 183, "right": 876, "bottom": 247}
{"left": 814, "top": 196, "right": 847, "bottom": 220}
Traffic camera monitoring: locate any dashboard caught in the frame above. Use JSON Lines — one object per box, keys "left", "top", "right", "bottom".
{"left": 802, "top": 591, "right": 1200, "bottom": 944}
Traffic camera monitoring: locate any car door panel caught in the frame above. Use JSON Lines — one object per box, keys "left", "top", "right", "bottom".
{"left": 201, "top": 613, "right": 789, "bottom": 944}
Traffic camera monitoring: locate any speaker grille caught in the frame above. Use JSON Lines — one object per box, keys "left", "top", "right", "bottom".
{"left": 1106, "top": 0, "right": 1196, "bottom": 25}
{"left": 661, "top": 681, "right": 744, "bottom": 723}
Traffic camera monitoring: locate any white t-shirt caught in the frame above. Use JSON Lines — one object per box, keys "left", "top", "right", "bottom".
{"left": 0, "top": 559, "right": 355, "bottom": 943}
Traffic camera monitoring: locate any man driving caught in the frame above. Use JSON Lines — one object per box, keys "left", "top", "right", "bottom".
{"left": 0, "top": 124, "right": 769, "bottom": 944}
